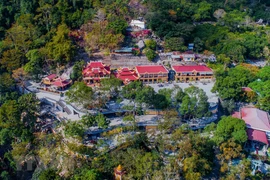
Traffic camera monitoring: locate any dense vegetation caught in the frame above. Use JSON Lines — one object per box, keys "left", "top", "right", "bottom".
{"left": 0, "top": 0, "right": 270, "bottom": 179}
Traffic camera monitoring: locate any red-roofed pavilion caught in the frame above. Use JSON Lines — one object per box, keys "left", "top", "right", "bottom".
{"left": 42, "top": 74, "right": 57, "bottom": 85}
{"left": 114, "top": 67, "right": 139, "bottom": 85}
{"left": 233, "top": 107, "right": 270, "bottom": 145}
{"left": 135, "top": 65, "right": 168, "bottom": 83}
{"left": 82, "top": 62, "right": 110, "bottom": 85}
{"left": 52, "top": 78, "right": 72, "bottom": 90}
{"left": 172, "top": 65, "right": 213, "bottom": 82}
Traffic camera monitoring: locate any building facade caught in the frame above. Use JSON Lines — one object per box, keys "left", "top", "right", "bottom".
{"left": 135, "top": 65, "right": 168, "bottom": 83}
{"left": 82, "top": 62, "right": 111, "bottom": 85}
{"left": 172, "top": 65, "right": 213, "bottom": 82}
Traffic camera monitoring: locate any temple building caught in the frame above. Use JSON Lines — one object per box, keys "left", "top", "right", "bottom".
{"left": 82, "top": 62, "right": 111, "bottom": 85}
{"left": 114, "top": 67, "right": 139, "bottom": 85}
{"left": 52, "top": 77, "right": 72, "bottom": 90}
{"left": 135, "top": 65, "right": 168, "bottom": 83}
{"left": 42, "top": 74, "right": 57, "bottom": 85}
{"left": 232, "top": 108, "right": 270, "bottom": 146}
{"left": 172, "top": 65, "right": 213, "bottom": 82}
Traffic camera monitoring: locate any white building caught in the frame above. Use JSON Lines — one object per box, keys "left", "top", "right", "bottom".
{"left": 130, "top": 20, "right": 145, "bottom": 29}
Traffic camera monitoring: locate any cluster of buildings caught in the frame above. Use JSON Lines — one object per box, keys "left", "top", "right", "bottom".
{"left": 42, "top": 74, "right": 72, "bottom": 90}
{"left": 82, "top": 62, "right": 214, "bottom": 86}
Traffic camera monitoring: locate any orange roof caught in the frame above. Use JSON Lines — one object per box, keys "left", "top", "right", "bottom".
{"left": 135, "top": 65, "right": 168, "bottom": 74}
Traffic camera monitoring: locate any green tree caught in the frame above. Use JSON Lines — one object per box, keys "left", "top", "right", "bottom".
{"left": 144, "top": 48, "right": 157, "bottom": 61}
{"left": 257, "top": 66, "right": 270, "bottom": 81}
{"left": 96, "top": 113, "right": 109, "bottom": 129}
{"left": 212, "top": 65, "right": 256, "bottom": 100}
{"left": 1, "top": 49, "right": 24, "bottom": 72}
{"left": 144, "top": 39, "right": 157, "bottom": 50}
{"left": 157, "top": 88, "right": 173, "bottom": 106}
{"left": 164, "top": 37, "right": 186, "bottom": 52}
{"left": 193, "top": 37, "right": 204, "bottom": 53}
{"left": 174, "top": 88, "right": 186, "bottom": 104}
{"left": 217, "top": 139, "right": 244, "bottom": 174}
{"left": 73, "top": 168, "right": 101, "bottom": 180}
{"left": 107, "top": 17, "right": 128, "bottom": 34}
{"left": 0, "top": 73, "right": 14, "bottom": 92}
{"left": 66, "top": 82, "right": 94, "bottom": 108}
{"left": 39, "top": 168, "right": 60, "bottom": 180}
{"left": 24, "top": 49, "right": 44, "bottom": 80}
{"left": 64, "top": 120, "right": 84, "bottom": 138}
{"left": 35, "top": 2, "right": 54, "bottom": 32}
{"left": 70, "top": 60, "right": 85, "bottom": 81}
{"left": 193, "top": 1, "right": 212, "bottom": 21}
{"left": 81, "top": 114, "right": 96, "bottom": 127}
{"left": 100, "top": 76, "right": 122, "bottom": 97}
{"left": 220, "top": 10, "right": 247, "bottom": 30}
{"left": 214, "top": 116, "right": 247, "bottom": 145}
{"left": 46, "top": 23, "right": 75, "bottom": 63}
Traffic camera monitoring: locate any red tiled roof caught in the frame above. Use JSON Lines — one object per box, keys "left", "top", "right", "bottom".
{"left": 172, "top": 65, "right": 212, "bottom": 72}
{"left": 83, "top": 62, "right": 110, "bottom": 77}
{"left": 135, "top": 65, "right": 168, "bottom": 74}
{"left": 88, "top": 62, "right": 104, "bottom": 68}
{"left": 53, "top": 78, "right": 71, "bottom": 87}
{"left": 247, "top": 129, "right": 269, "bottom": 144}
{"left": 115, "top": 68, "right": 139, "bottom": 83}
{"left": 45, "top": 74, "right": 57, "bottom": 80}
{"left": 240, "top": 108, "right": 270, "bottom": 132}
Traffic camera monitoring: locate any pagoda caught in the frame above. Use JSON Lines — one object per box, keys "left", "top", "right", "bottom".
{"left": 114, "top": 67, "right": 139, "bottom": 85}
{"left": 82, "top": 61, "right": 111, "bottom": 85}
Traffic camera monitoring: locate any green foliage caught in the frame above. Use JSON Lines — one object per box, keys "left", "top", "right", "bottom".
{"left": 96, "top": 113, "right": 109, "bottom": 129}
{"left": 144, "top": 48, "right": 157, "bottom": 61}
{"left": 24, "top": 49, "right": 44, "bottom": 79}
{"left": 257, "top": 66, "right": 270, "bottom": 81}
{"left": 144, "top": 39, "right": 157, "bottom": 50}
{"left": 220, "top": 10, "right": 247, "bottom": 30}
{"left": 85, "top": 21, "right": 124, "bottom": 52}
{"left": 203, "top": 122, "right": 216, "bottom": 133}
{"left": 70, "top": 60, "right": 85, "bottom": 81}
{"left": 64, "top": 120, "right": 85, "bottom": 138}
{"left": 65, "top": 82, "right": 94, "bottom": 108}
{"left": 179, "top": 86, "right": 210, "bottom": 119}
{"left": 214, "top": 116, "right": 247, "bottom": 145}
{"left": 46, "top": 23, "right": 75, "bottom": 63}
{"left": 81, "top": 114, "right": 96, "bottom": 127}
{"left": 72, "top": 168, "right": 101, "bottom": 180}
{"left": 193, "top": 1, "right": 212, "bottom": 21}
{"left": 164, "top": 37, "right": 186, "bottom": 52}
{"left": 212, "top": 65, "right": 256, "bottom": 100}
{"left": 0, "top": 73, "right": 14, "bottom": 92}
{"left": 38, "top": 169, "right": 60, "bottom": 180}
{"left": 107, "top": 17, "right": 128, "bottom": 34}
